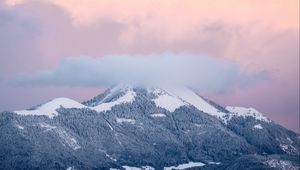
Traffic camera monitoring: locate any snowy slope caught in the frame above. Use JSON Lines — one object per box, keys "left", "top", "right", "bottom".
{"left": 226, "top": 106, "right": 271, "bottom": 122}
{"left": 151, "top": 88, "right": 186, "bottom": 112}
{"left": 92, "top": 89, "right": 136, "bottom": 112}
{"left": 149, "top": 86, "right": 226, "bottom": 119}
{"left": 164, "top": 87, "right": 226, "bottom": 118}
{"left": 14, "top": 98, "right": 86, "bottom": 118}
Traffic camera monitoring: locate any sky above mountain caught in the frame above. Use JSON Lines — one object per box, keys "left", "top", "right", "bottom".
{"left": 0, "top": 0, "right": 299, "bottom": 132}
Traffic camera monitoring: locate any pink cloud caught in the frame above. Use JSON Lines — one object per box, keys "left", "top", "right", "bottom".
{"left": 0, "top": 0, "right": 299, "bottom": 132}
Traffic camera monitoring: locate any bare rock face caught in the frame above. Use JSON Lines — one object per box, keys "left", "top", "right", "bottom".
{"left": 0, "top": 85, "right": 299, "bottom": 170}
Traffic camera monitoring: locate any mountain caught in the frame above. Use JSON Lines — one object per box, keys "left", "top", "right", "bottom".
{"left": 0, "top": 85, "right": 299, "bottom": 170}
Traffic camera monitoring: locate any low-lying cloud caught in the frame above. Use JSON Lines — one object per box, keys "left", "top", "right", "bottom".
{"left": 15, "top": 53, "right": 270, "bottom": 93}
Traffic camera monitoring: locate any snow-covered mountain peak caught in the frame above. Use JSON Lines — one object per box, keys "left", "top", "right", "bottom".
{"left": 14, "top": 97, "right": 85, "bottom": 118}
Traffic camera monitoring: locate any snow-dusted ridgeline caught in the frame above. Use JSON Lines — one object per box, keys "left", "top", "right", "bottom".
{"left": 14, "top": 85, "right": 271, "bottom": 125}
{"left": 14, "top": 87, "right": 136, "bottom": 118}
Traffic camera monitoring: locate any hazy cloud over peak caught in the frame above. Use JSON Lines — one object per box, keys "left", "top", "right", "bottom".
{"left": 16, "top": 53, "right": 270, "bottom": 93}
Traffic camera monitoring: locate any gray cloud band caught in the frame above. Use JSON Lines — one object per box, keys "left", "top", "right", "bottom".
{"left": 15, "top": 53, "right": 270, "bottom": 93}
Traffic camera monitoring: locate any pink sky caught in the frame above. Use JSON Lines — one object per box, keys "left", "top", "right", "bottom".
{"left": 0, "top": 0, "right": 299, "bottom": 132}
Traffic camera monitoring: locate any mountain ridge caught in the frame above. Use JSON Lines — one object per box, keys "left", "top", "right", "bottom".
{"left": 13, "top": 85, "right": 270, "bottom": 123}
{"left": 0, "top": 85, "right": 299, "bottom": 170}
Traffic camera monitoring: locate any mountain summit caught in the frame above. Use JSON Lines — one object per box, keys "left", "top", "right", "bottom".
{"left": 1, "top": 85, "right": 299, "bottom": 170}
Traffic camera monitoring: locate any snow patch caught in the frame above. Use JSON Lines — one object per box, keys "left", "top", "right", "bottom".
{"left": 66, "top": 167, "right": 76, "bottom": 170}
{"left": 150, "top": 113, "right": 166, "bottom": 117}
{"left": 107, "top": 123, "right": 114, "bottom": 130}
{"left": 14, "top": 98, "right": 85, "bottom": 118}
{"left": 287, "top": 137, "right": 293, "bottom": 143}
{"left": 208, "top": 161, "right": 221, "bottom": 165}
{"left": 265, "top": 159, "right": 297, "bottom": 170}
{"left": 105, "top": 153, "right": 117, "bottom": 162}
{"left": 226, "top": 106, "right": 270, "bottom": 122}
{"left": 279, "top": 137, "right": 298, "bottom": 154}
{"left": 122, "top": 166, "right": 154, "bottom": 170}
{"left": 92, "top": 90, "right": 136, "bottom": 112}
{"left": 164, "top": 162, "right": 205, "bottom": 170}
{"left": 116, "top": 118, "right": 135, "bottom": 124}
{"left": 39, "top": 123, "right": 81, "bottom": 150}
{"left": 194, "top": 123, "right": 205, "bottom": 128}
{"left": 140, "top": 166, "right": 154, "bottom": 170}
{"left": 39, "top": 123, "right": 57, "bottom": 131}
{"left": 99, "top": 149, "right": 117, "bottom": 162}
{"left": 16, "top": 124, "right": 24, "bottom": 130}
{"left": 152, "top": 88, "right": 186, "bottom": 112}
{"left": 56, "top": 129, "right": 81, "bottom": 150}
{"left": 254, "top": 124, "right": 263, "bottom": 129}
{"left": 280, "top": 144, "right": 289, "bottom": 152}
